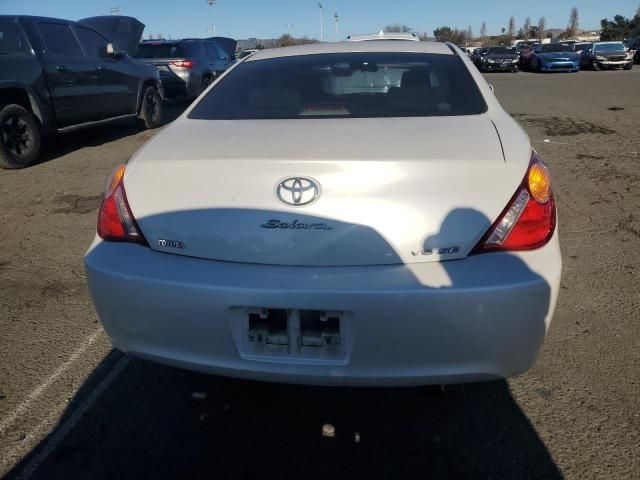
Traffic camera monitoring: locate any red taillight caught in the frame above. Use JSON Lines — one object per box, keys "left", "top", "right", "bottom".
{"left": 473, "top": 152, "right": 556, "bottom": 253}
{"left": 97, "top": 164, "right": 147, "bottom": 245}
{"left": 170, "top": 59, "right": 195, "bottom": 68}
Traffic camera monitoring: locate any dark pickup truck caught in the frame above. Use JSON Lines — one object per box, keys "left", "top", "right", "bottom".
{"left": 0, "top": 15, "right": 164, "bottom": 169}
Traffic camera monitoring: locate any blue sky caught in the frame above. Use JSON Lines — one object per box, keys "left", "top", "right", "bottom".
{"left": 4, "top": 0, "right": 639, "bottom": 40}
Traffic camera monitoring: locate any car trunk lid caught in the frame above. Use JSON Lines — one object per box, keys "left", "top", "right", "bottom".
{"left": 125, "top": 116, "right": 525, "bottom": 266}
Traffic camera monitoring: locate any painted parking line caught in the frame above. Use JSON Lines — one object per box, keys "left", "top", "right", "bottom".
{"left": 13, "top": 356, "right": 130, "bottom": 480}
{"left": 0, "top": 328, "right": 104, "bottom": 436}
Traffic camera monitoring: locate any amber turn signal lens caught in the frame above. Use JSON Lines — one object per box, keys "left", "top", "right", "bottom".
{"left": 106, "top": 164, "right": 126, "bottom": 197}
{"left": 528, "top": 161, "right": 551, "bottom": 204}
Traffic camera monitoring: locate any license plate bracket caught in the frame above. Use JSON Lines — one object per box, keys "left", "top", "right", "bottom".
{"left": 241, "top": 308, "right": 349, "bottom": 363}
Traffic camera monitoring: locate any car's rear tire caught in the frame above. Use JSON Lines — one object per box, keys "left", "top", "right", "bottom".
{"left": 139, "top": 86, "right": 163, "bottom": 129}
{"left": 0, "top": 104, "right": 42, "bottom": 169}
{"left": 623, "top": 62, "right": 633, "bottom": 70}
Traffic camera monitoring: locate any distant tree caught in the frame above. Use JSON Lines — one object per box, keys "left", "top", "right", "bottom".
{"left": 507, "top": 16, "right": 516, "bottom": 42}
{"left": 466, "top": 26, "right": 473, "bottom": 43}
{"left": 277, "top": 33, "right": 296, "bottom": 47}
{"left": 600, "top": 14, "right": 634, "bottom": 40}
{"left": 255, "top": 44, "right": 265, "bottom": 50}
{"left": 523, "top": 17, "right": 531, "bottom": 40}
{"left": 484, "top": 34, "right": 509, "bottom": 46}
{"left": 480, "top": 22, "right": 487, "bottom": 43}
{"left": 567, "top": 6, "right": 579, "bottom": 38}
{"left": 633, "top": 10, "right": 640, "bottom": 36}
{"left": 433, "top": 26, "right": 466, "bottom": 44}
{"left": 501, "top": 27, "right": 506, "bottom": 34}
{"left": 275, "top": 34, "right": 318, "bottom": 47}
{"left": 537, "top": 17, "right": 546, "bottom": 42}
{"left": 384, "top": 24, "right": 412, "bottom": 33}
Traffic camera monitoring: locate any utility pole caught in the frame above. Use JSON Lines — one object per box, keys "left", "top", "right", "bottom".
{"left": 318, "top": 2, "right": 323, "bottom": 42}
{"left": 207, "top": 0, "right": 216, "bottom": 35}
{"left": 334, "top": 13, "right": 339, "bottom": 42}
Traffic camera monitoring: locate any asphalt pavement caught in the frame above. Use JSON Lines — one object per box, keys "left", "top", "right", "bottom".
{"left": 1, "top": 70, "right": 639, "bottom": 479}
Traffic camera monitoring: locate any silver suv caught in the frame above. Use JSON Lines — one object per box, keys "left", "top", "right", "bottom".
{"left": 135, "top": 38, "right": 234, "bottom": 99}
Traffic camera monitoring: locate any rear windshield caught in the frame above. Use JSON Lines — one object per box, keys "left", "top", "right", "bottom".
{"left": 189, "top": 52, "right": 487, "bottom": 120}
{"left": 136, "top": 42, "right": 185, "bottom": 58}
{"left": 0, "top": 21, "right": 30, "bottom": 54}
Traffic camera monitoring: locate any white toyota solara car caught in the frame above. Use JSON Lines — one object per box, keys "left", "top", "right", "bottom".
{"left": 85, "top": 41, "right": 561, "bottom": 386}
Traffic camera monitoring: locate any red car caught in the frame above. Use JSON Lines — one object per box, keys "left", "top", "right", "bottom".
{"left": 518, "top": 42, "right": 539, "bottom": 69}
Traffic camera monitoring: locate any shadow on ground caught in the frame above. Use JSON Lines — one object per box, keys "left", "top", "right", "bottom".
{"left": 33, "top": 101, "right": 188, "bottom": 167}
{"left": 7, "top": 207, "right": 562, "bottom": 479}
{"left": 6, "top": 355, "right": 562, "bottom": 480}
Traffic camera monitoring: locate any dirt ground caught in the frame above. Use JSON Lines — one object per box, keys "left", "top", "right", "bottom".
{"left": 1, "top": 70, "right": 639, "bottom": 479}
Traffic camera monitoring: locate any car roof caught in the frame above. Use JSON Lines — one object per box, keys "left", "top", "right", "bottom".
{"left": 246, "top": 40, "right": 453, "bottom": 62}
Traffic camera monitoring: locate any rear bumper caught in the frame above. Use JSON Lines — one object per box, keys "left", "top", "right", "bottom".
{"left": 158, "top": 72, "right": 200, "bottom": 98}
{"left": 85, "top": 234, "right": 561, "bottom": 386}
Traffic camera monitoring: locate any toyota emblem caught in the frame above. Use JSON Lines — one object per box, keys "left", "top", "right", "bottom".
{"left": 276, "top": 177, "right": 320, "bottom": 206}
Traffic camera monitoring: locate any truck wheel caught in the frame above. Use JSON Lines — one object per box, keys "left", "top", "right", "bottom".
{"left": 0, "top": 104, "right": 42, "bottom": 169}
{"left": 139, "top": 86, "right": 163, "bottom": 129}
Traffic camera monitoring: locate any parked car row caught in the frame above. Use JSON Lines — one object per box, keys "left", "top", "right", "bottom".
{"left": 470, "top": 41, "right": 635, "bottom": 73}
{"left": 0, "top": 15, "right": 164, "bottom": 169}
{"left": 0, "top": 14, "right": 237, "bottom": 169}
